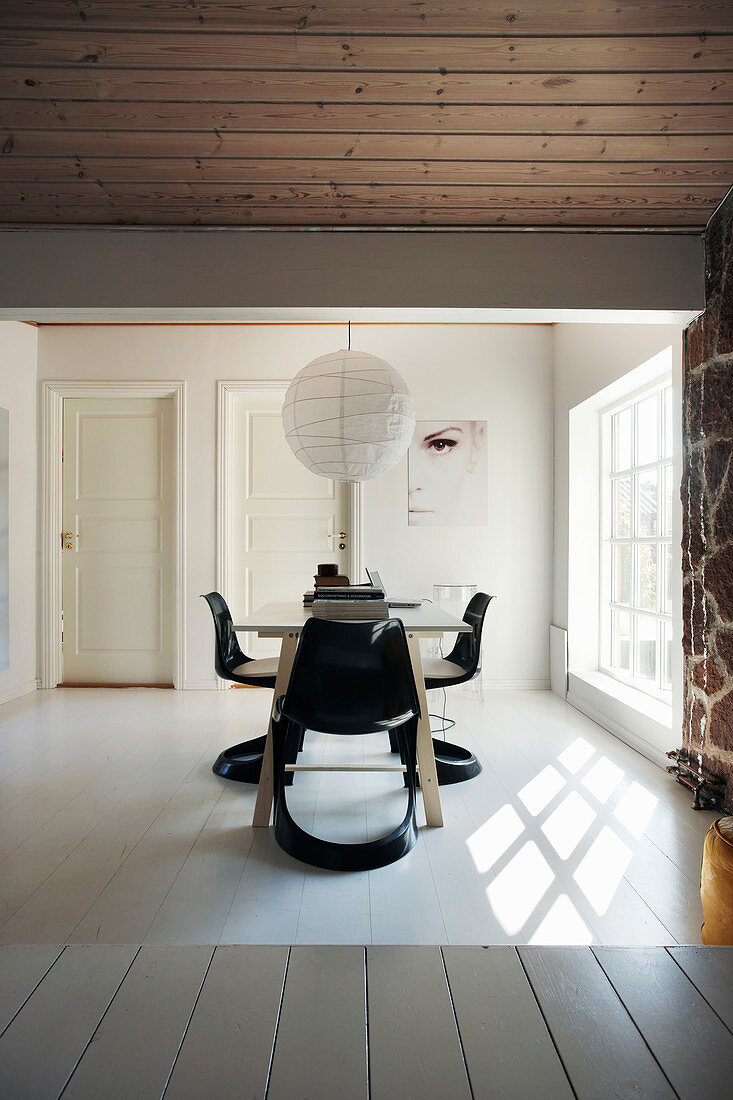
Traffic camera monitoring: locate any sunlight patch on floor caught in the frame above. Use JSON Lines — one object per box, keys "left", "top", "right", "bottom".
{"left": 486, "top": 841, "right": 555, "bottom": 935}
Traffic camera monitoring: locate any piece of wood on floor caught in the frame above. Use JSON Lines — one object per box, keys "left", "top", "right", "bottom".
{"left": 443, "top": 945, "right": 574, "bottom": 1100}
{"left": 62, "top": 945, "right": 213, "bottom": 1100}
{"left": 0, "top": 944, "right": 137, "bottom": 1100}
{"left": 266, "top": 945, "right": 367, "bottom": 1100}
{"left": 367, "top": 945, "right": 471, "bottom": 1100}
{"left": 0, "top": 944, "right": 64, "bottom": 1035}
{"left": 594, "top": 945, "right": 733, "bottom": 1099}
{"left": 666, "top": 945, "right": 733, "bottom": 1032}
{"left": 519, "top": 946, "right": 675, "bottom": 1099}
{"left": 164, "top": 945, "right": 288, "bottom": 1100}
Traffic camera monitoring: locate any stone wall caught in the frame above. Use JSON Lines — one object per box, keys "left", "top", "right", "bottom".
{"left": 682, "top": 188, "right": 733, "bottom": 811}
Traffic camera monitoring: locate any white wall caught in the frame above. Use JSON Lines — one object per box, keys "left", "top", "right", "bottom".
{"left": 38, "top": 323, "right": 554, "bottom": 689}
{"left": 553, "top": 323, "right": 684, "bottom": 632}
{"left": 0, "top": 321, "right": 38, "bottom": 704}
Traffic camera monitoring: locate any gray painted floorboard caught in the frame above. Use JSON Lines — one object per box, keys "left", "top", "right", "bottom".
{"left": 267, "top": 946, "right": 368, "bottom": 1100}
{"left": 667, "top": 945, "right": 733, "bottom": 1032}
{"left": 164, "top": 945, "right": 288, "bottom": 1100}
{"left": 0, "top": 944, "right": 63, "bottom": 1034}
{"left": 443, "top": 945, "right": 574, "bottom": 1100}
{"left": 2, "top": 943, "right": 733, "bottom": 1098}
{"left": 519, "top": 946, "right": 676, "bottom": 1099}
{"left": 367, "top": 945, "right": 472, "bottom": 1100}
{"left": 0, "top": 944, "right": 137, "bottom": 1100}
{"left": 61, "top": 946, "right": 213, "bottom": 1100}
{"left": 594, "top": 946, "right": 733, "bottom": 1099}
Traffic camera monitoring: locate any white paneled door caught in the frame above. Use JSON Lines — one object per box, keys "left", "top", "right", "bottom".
{"left": 231, "top": 389, "right": 350, "bottom": 658}
{"left": 62, "top": 398, "right": 175, "bottom": 684}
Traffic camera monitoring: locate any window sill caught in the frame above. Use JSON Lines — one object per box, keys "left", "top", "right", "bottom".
{"left": 567, "top": 669, "right": 672, "bottom": 767}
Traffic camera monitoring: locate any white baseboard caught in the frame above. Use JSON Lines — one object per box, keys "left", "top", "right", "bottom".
{"left": 566, "top": 689, "right": 669, "bottom": 770}
{"left": 0, "top": 678, "right": 38, "bottom": 707}
{"left": 182, "top": 679, "right": 220, "bottom": 691}
{"left": 481, "top": 679, "right": 551, "bottom": 691}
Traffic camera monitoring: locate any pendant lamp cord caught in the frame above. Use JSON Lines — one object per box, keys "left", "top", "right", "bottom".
{"left": 348, "top": 320, "right": 351, "bottom": 350}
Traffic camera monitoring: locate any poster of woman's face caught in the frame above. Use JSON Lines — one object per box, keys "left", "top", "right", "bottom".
{"left": 408, "top": 420, "right": 488, "bottom": 526}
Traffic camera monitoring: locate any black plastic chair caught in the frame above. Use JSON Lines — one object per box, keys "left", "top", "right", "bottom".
{"left": 272, "top": 617, "right": 421, "bottom": 872}
{"left": 201, "top": 591, "right": 278, "bottom": 783}
{"left": 390, "top": 592, "right": 495, "bottom": 785}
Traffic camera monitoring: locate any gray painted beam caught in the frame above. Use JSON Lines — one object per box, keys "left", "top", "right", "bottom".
{"left": 0, "top": 229, "right": 704, "bottom": 315}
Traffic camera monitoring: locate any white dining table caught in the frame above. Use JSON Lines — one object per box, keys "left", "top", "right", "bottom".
{"left": 233, "top": 601, "right": 471, "bottom": 828}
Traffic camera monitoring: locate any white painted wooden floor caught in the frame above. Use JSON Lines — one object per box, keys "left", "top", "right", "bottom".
{"left": 0, "top": 686, "right": 715, "bottom": 946}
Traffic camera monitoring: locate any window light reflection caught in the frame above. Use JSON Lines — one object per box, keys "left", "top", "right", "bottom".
{"left": 517, "top": 766, "right": 566, "bottom": 816}
{"left": 613, "top": 781, "right": 659, "bottom": 838}
{"left": 529, "top": 895, "right": 594, "bottom": 945}
{"left": 573, "top": 826, "right": 632, "bottom": 914}
{"left": 486, "top": 842, "right": 555, "bottom": 934}
{"left": 466, "top": 804, "right": 525, "bottom": 875}
{"left": 557, "top": 738, "right": 595, "bottom": 775}
{"left": 581, "top": 757, "right": 624, "bottom": 803}
{"left": 541, "top": 792, "right": 597, "bottom": 860}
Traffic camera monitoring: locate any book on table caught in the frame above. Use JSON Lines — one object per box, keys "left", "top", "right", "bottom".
{"left": 310, "top": 598, "right": 389, "bottom": 620}
{"left": 304, "top": 585, "right": 385, "bottom": 605}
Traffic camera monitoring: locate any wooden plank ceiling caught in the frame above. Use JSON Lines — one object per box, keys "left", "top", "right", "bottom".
{"left": 0, "top": 1, "right": 732, "bottom": 230}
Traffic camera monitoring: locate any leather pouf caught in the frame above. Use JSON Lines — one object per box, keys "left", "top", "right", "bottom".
{"left": 701, "top": 817, "right": 733, "bottom": 945}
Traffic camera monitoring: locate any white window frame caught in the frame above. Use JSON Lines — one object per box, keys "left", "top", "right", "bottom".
{"left": 599, "top": 374, "right": 673, "bottom": 702}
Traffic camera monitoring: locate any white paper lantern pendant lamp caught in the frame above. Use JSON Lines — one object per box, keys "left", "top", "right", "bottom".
{"left": 282, "top": 324, "right": 415, "bottom": 483}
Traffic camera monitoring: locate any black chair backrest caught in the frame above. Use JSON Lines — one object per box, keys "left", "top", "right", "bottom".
{"left": 201, "top": 592, "right": 251, "bottom": 681}
{"left": 443, "top": 592, "right": 494, "bottom": 675}
{"left": 281, "top": 617, "right": 420, "bottom": 736}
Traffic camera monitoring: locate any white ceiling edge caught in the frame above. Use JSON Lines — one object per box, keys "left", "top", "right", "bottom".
{"left": 1, "top": 306, "right": 702, "bottom": 326}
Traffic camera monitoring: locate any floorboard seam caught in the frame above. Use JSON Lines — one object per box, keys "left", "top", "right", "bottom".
{"left": 56, "top": 944, "right": 142, "bottom": 1099}
{"left": 439, "top": 946, "right": 475, "bottom": 1100}
{"left": 0, "top": 944, "right": 65, "bottom": 1040}
{"left": 263, "top": 944, "right": 292, "bottom": 1100}
{"left": 663, "top": 947, "right": 733, "bottom": 1039}
{"left": 515, "top": 946, "right": 579, "bottom": 1100}
{"left": 160, "top": 944, "right": 217, "bottom": 1097}
{"left": 590, "top": 947, "right": 682, "bottom": 1099}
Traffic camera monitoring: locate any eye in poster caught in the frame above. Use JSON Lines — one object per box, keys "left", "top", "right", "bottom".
{"left": 0, "top": 408, "right": 8, "bottom": 671}
{"left": 408, "top": 420, "right": 488, "bottom": 527}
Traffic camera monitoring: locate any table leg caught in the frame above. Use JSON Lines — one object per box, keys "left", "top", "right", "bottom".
{"left": 406, "top": 632, "right": 444, "bottom": 828}
{"left": 252, "top": 630, "right": 300, "bottom": 827}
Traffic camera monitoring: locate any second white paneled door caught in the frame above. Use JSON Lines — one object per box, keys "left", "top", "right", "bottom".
{"left": 230, "top": 388, "right": 350, "bottom": 659}
{"left": 61, "top": 397, "right": 175, "bottom": 684}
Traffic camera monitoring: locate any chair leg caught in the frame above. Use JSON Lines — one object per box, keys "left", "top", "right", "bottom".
{"left": 388, "top": 729, "right": 401, "bottom": 755}
{"left": 273, "top": 720, "right": 419, "bottom": 872}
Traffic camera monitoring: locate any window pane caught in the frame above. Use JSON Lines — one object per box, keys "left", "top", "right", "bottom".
{"left": 613, "top": 544, "right": 631, "bottom": 605}
{"left": 612, "top": 407, "right": 632, "bottom": 471}
{"left": 664, "top": 543, "right": 673, "bottom": 614}
{"left": 662, "top": 619, "right": 673, "bottom": 692}
{"left": 636, "top": 543, "right": 657, "bottom": 611}
{"left": 662, "top": 463, "right": 674, "bottom": 537}
{"left": 612, "top": 609, "right": 631, "bottom": 672}
{"left": 613, "top": 477, "right": 631, "bottom": 537}
{"left": 663, "top": 386, "right": 673, "bottom": 458}
{"left": 634, "top": 614, "right": 657, "bottom": 682}
{"left": 636, "top": 393, "right": 659, "bottom": 465}
{"left": 636, "top": 470, "right": 658, "bottom": 537}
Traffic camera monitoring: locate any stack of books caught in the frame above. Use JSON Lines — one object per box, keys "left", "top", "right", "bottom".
{"left": 307, "top": 584, "right": 389, "bottom": 620}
